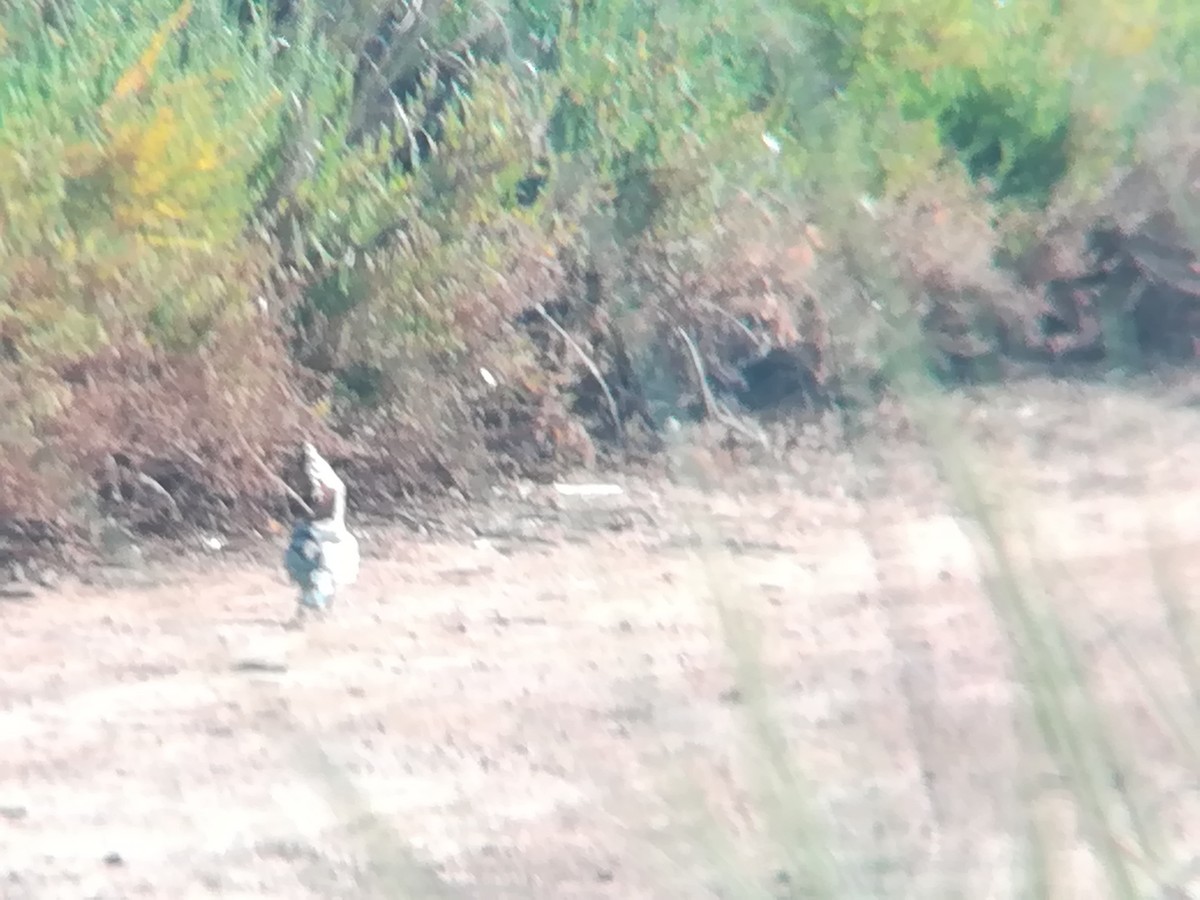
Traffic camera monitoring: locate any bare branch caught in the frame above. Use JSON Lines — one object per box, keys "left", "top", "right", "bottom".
{"left": 236, "top": 433, "right": 314, "bottom": 518}
{"left": 535, "top": 304, "right": 623, "bottom": 442}
{"left": 674, "top": 327, "right": 770, "bottom": 451}
{"left": 135, "top": 472, "right": 182, "bottom": 521}
{"left": 696, "top": 298, "right": 771, "bottom": 353}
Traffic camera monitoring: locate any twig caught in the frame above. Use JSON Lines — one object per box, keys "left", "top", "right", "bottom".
{"left": 697, "top": 297, "right": 771, "bottom": 353}
{"left": 134, "top": 472, "right": 182, "bottom": 521}
{"left": 675, "top": 327, "right": 721, "bottom": 422}
{"left": 535, "top": 303, "right": 623, "bottom": 442}
{"left": 674, "top": 326, "right": 770, "bottom": 450}
{"left": 237, "top": 434, "right": 314, "bottom": 518}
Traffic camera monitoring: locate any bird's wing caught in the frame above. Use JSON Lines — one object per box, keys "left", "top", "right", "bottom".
{"left": 306, "top": 521, "right": 358, "bottom": 586}
{"left": 327, "top": 530, "right": 360, "bottom": 588}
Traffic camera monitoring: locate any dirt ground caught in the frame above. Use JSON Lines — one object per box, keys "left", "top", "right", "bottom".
{"left": 6, "top": 373, "right": 1200, "bottom": 899}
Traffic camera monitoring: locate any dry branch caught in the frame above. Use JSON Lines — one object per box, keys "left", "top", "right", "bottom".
{"left": 135, "top": 472, "right": 182, "bottom": 521}
{"left": 535, "top": 303, "right": 623, "bottom": 441}
{"left": 237, "top": 433, "right": 314, "bottom": 518}
{"left": 675, "top": 326, "right": 770, "bottom": 450}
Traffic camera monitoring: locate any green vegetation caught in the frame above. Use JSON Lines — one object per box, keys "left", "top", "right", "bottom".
{"left": 1, "top": 0, "right": 1198, "bottom": 523}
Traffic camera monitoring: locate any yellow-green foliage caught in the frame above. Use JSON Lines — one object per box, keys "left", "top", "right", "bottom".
{"left": 0, "top": 0, "right": 573, "bottom": 452}
{"left": 0, "top": 0, "right": 287, "bottom": 377}
{"left": 309, "top": 61, "right": 568, "bottom": 388}
{"left": 545, "top": 0, "right": 806, "bottom": 242}
{"left": 797, "top": 0, "right": 1200, "bottom": 201}
{"left": 4, "top": 0, "right": 1200, "bottom": 504}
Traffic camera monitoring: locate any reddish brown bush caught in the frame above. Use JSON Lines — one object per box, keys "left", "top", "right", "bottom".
{"left": 1, "top": 315, "right": 315, "bottom": 535}
{"left": 1008, "top": 99, "right": 1200, "bottom": 364}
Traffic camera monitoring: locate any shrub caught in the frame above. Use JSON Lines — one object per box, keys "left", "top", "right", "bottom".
{"left": 0, "top": 0, "right": 583, "bottom": 522}
{"left": 5, "top": 0, "right": 1200, "bottom": 535}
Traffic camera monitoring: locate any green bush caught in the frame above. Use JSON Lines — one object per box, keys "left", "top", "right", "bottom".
{"left": 4, "top": 0, "right": 1200, "bottom": 522}
{"left": 0, "top": 0, "right": 290, "bottom": 477}
{"left": 788, "top": 0, "right": 1200, "bottom": 205}
{"left": 0, "top": 0, "right": 562, "bottom": 514}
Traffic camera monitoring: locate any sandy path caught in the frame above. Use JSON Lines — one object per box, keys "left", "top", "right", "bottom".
{"left": 5, "top": 378, "right": 1200, "bottom": 898}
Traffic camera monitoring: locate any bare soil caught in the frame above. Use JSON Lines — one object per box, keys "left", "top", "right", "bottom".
{"left": 6, "top": 373, "right": 1200, "bottom": 899}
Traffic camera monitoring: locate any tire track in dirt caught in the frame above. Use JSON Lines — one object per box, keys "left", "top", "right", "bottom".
{"left": 3, "top": 485, "right": 1200, "bottom": 897}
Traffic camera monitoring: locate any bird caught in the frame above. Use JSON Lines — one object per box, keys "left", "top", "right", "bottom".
{"left": 283, "top": 441, "right": 360, "bottom": 628}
